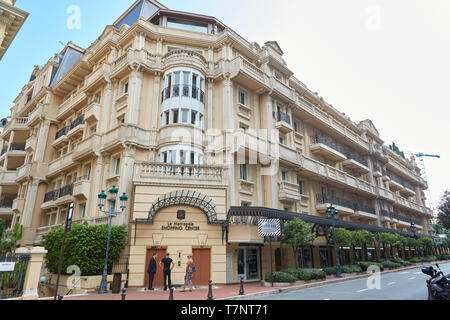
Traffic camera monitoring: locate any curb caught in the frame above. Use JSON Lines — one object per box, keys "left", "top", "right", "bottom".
{"left": 220, "top": 260, "right": 449, "bottom": 300}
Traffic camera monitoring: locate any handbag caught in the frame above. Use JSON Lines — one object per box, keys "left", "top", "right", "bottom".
{"left": 192, "top": 266, "right": 197, "bottom": 273}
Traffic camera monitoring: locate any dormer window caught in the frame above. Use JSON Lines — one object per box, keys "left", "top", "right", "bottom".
{"left": 167, "top": 17, "right": 208, "bottom": 33}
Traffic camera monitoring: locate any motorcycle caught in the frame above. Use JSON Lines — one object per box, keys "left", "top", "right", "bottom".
{"left": 421, "top": 264, "right": 450, "bottom": 300}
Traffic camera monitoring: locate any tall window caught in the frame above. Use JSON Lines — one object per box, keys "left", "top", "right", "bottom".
{"left": 122, "top": 81, "right": 129, "bottom": 95}
{"left": 79, "top": 203, "right": 86, "bottom": 218}
{"left": 239, "top": 89, "right": 247, "bottom": 106}
{"left": 113, "top": 157, "right": 121, "bottom": 175}
{"left": 281, "top": 171, "right": 287, "bottom": 181}
{"left": 298, "top": 179, "right": 305, "bottom": 195}
{"left": 240, "top": 164, "right": 249, "bottom": 181}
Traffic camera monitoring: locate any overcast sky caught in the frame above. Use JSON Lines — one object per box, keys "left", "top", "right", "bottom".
{"left": 0, "top": 0, "right": 448, "bottom": 213}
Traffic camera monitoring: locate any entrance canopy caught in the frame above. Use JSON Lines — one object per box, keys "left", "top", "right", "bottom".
{"left": 227, "top": 206, "right": 427, "bottom": 239}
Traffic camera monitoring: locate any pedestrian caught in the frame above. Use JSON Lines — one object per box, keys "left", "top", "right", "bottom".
{"left": 181, "top": 254, "right": 195, "bottom": 292}
{"left": 160, "top": 253, "right": 174, "bottom": 291}
{"left": 147, "top": 252, "right": 157, "bottom": 291}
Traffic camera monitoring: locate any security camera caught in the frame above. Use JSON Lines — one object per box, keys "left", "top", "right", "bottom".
{"left": 0, "top": 118, "right": 8, "bottom": 128}
{"left": 40, "top": 276, "right": 46, "bottom": 284}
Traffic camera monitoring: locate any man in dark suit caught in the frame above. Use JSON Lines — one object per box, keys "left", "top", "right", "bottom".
{"left": 147, "top": 253, "right": 158, "bottom": 290}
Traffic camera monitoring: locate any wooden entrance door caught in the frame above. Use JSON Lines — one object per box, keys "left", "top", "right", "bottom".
{"left": 144, "top": 249, "right": 166, "bottom": 288}
{"left": 192, "top": 249, "right": 211, "bottom": 286}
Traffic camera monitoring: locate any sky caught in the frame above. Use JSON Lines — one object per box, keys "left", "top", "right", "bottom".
{"left": 0, "top": 0, "right": 448, "bottom": 213}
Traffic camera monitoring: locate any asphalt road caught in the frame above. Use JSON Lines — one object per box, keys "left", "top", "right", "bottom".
{"left": 250, "top": 263, "right": 450, "bottom": 300}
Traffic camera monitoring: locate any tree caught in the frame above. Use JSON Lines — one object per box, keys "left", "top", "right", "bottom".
{"left": 282, "top": 218, "right": 316, "bottom": 269}
{"left": 437, "top": 190, "right": 450, "bottom": 230}
{"left": 418, "top": 237, "right": 436, "bottom": 256}
{"left": 0, "top": 218, "right": 6, "bottom": 238}
{"left": 0, "top": 223, "right": 22, "bottom": 256}
{"left": 42, "top": 223, "right": 127, "bottom": 276}
{"left": 333, "top": 228, "right": 352, "bottom": 264}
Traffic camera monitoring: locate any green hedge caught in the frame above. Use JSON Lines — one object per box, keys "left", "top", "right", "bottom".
{"left": 356, "top": 261, "right": 385, "bottom": 272}
{"left": 266, "top": 269, "right": 326, "bottom": 282}
{"left": 42, "top": 223, "right": 127, "bottom": 276}
{"left": 265, "top": 271, "right": 297, "bottom": 283}
{"left": 323, "top": 264, "right": 363, "bottom": 275}
{"left": 436, "top": 254, "right": 450, "bottom": 261}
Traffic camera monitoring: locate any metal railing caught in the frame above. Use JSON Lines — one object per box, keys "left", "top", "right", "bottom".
{"left": 9, "top": 143, "right": 26, "bottom": 151}
{"left": 273, "top": 111, "right": 291, "bottom": 125}
{"left": 0, "top": 254, "right": 30, "bottom": 299}
{"left": 55, "top": 127, "right": 68, "bottom": 140}
{"left": 1, "top": 147, "right": 8, "bottom": 156}
{"left": 346, "top": 152, "right": 369, "bottom": 167}
{"left": 387, "top": 171, "right": 414, "bottom": 190}
{"left": 59, "top": 184, "right": 73, "bottom": 198}
{"left": 161, "top": 85, "right": 205, "bottom": 104}
{"left": 70, "top": 115, "right": 85, "bottom": 131}
{"left": 374, "top": 165, "right": 381, "bottom": 172}
{"left": 312, "top": 134, "right": 346, "bottom": 155}
{"left": 0, "top": 198, "right": 13, "bottom": 208}
{"left": 44, "top": 190, "right": 58, "bottom": 203}
{"left": 317, "top": 194, "right": 376, "bottom": 214}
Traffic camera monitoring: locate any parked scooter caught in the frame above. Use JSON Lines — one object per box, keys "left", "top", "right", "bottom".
{"left": 421, "top": 264, "right": 450, "bottom": 300}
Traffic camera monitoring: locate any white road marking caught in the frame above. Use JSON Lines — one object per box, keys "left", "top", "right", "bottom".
{"left": 414, "top": 272, "right": 422, "bottom": 275}
{"left": 357, "top": 289, "right": 370, "bottom": 293}
{"left": 399, "top": 272, "right": 410, "bottom": 275}
{"left": 387, "top": 282, "right": 396, "bottom": 286}
{"left": 408, "top": 277, "right": 416, "bottom": 280}
{"left": 323, "top": 298, "right": 330, "bottom": 300}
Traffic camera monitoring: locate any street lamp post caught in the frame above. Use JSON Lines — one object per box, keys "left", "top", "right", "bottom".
{"left": 410, "top": 222, "right": 418, "bottom": 257}
{"left": 97, "top": 186, "right": 128, "bottom": 294}
{"left": 327, "top": 205, "right": 342, "bottom": 278}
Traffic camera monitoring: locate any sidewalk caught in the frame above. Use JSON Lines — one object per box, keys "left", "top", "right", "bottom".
{"left": 41, "top": 260, "right": 448, "bottom": 301}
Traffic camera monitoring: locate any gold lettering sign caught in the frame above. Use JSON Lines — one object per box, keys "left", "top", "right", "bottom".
{"left": 162, "top": 222, "right": 200, "bottom": 231}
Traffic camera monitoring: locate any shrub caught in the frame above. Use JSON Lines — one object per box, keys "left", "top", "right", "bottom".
{"left": 420, "top": 256, "right": 437, "bottom": 262}
{"left": 323, "top": 264, "right": 362, "bottom": 275}
{"left": 436, "top": 255, "right": 450, "bottom": 261}
{"left": 380, "top": 260, "right": 402, "bottom": 269}
{"left": 408, "top": 257, "right": 421, "bottom": 263}
{"left": 323, "top": 266, "right": 337, "bottom": 275}
{"left": 42, "top": 223, "right": 128, "bottom": 276}
{"left": 265, "top": 272, "right": 297, "bottom": 283}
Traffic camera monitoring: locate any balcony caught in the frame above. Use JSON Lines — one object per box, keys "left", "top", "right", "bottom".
{"left": 310, "top": 135, "right": 347, "bottom": 162}
{"left": 52, "top": 126, "right": 69, "bottom": 148}
{"left": 0, "top": 170, "right": 17, "bottom": 185}
{"left": 270, "top": 77, "right": 296, "bottom": 102}
{"left": 47, "top": 152, "right": 75, "bottom": 178}
{"left": 12, "top": 198, "right": 25, "bottom": 213}
{"left": 278, "top": 181, "right": 302, "bottom": 203}
{"left": 239, "top": 180, "right": 254, "bottom": 196}
{"left": 84, "top": 102, "right": 101, "bottom": 124}
{"left": 376, "top": 187, "right": 395, "bottom": 202}
{"left": 229, "top": 55, "right": 267, "bottom": 91}
{"left": 163, "top": 49, "right": 207, "bottom": 73}
{"left": 0, "top": 198, "right": 13, "bottom": 217}
{"left": 16, "top": 162, "right": 49, "bottom": 183}
{"left": 55, "top": 184, "right": 74, "bottom": 206}
{"left": 57, "top": 91, "right": 87, "bottom": 120}
{"left": 316, "top": 194, "right": 355, "bottom": 216}
{"left": 72, "top": 134, "right": 101, "bottom": 161}
{"left": 27, "top": 103, "right": 58, "bottom": 127}
{"left": 161, "top": 85, "right": 205, "bottom": 105}
{"left": 1, "top": 117, "right": 29, "bottom": 137}
{"left": 373, "top": 165, "right": 382, "bottom": 178}
{"left": 25, "top": 135, "right": 37, "bottom": 152}
{"left": 134, "top": 162, "right": 228, "bottom": 187}
{"left": 41, "top": 190, "right": 58, "bottom": 210}
{"left": 85, "top": 63, "right": 111, "bottom": 92}
{"left": 6, "top": 143, "right": 26, "bottom": 157}
{"left": 301, "top": 155, "right": 377, "bottom": 197}
{"left": 342, "top": 159, "right": 370, "bottom": 175}
{"left": 73, "top": 177, "right": 91, "bottom": 200}
{"left": 353, "top": 203, "right": 378, "bottom": 221}
{"left": 273, "top": 111, "right": 293, "bottom": 133}
{"left": 390, "top": 212, "right": 421, "bottom": 228}
{"left": 67, "top": 115, "right": 85, "bottom": 139}
{"left": 101, "top": 125, "right": 158, "bottom": 153}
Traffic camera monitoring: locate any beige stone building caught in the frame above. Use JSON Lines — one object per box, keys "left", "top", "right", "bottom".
{"left": 0, "top": 0, "right": 435, "bottom": 287}
{"left": 0, "top": 0, "right": 28, "bottom": 61}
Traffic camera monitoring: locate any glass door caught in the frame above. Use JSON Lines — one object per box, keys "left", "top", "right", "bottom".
{"left": 237, "top": 247, "right": 261, "bottom": 282}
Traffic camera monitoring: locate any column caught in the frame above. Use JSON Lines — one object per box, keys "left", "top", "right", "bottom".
{"left": 151, "top": 72, "right": 162, "bottom": 130}
{"left": 16, "top": 247, "right": 48, "bottom": 300}
{"left": 101, "top": 80, "right": 113, "bottom": 133}
{"left": 127, "top": 67, "right": 143, "bottom": 126}
{"left": 34, "top": 119, "right": 50, "bottom": 162}
{"left": 91, "top": 153, "right": 104, "bottom": 219}
{"left": 207, "top": 78, "right": 214, "bottom": 130}
{"left": 223, "top": 75, "right": 235, "bottom": 207}
{"left": 20, "top": 179, "right": 39, "bottom": 231}
{"left": 116, "top": 146, "right": 135, "bottom": 226}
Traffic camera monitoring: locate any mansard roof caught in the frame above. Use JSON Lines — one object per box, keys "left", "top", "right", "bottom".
{"left": 114, "top": 0, "right": 166, "bottom": 29}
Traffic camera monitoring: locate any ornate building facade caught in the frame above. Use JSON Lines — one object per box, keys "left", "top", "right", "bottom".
{"left": 0, "top": 0, "right": 28, "bottom": 61}
{"left": 0, "top": 0, "right": 435, "bottom": 286}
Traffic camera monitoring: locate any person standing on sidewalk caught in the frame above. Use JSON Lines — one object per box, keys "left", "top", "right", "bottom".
{"left": 147, "top": 252, "right": 158, "bottom": 291}
{"left": 160, "top": 253, "right": 174, "bottom": 291}
{"left": 181, "top": 254, "right": 195, "bottom": 292}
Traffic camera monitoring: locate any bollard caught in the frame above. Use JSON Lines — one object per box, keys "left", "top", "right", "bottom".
{"left": 121, "top": 288, "right": 127, "bottom": 301}
{"left": 207, "top": 280, "right": 214, "bottom": 300}
{"left": 239, "top": 277, "right": 244, "bottom": 296}
{"left": 169, "top": 286, "right": 174, "bottom": 300}
{"left": 58, "top": 294, "right": 64, "bottom": 301}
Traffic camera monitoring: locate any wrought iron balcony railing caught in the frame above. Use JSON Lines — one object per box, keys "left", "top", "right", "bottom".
{"left": 9, "top": 143, "right": 26, "bottom": 151}
{"left": 0, "top": 198, "right": 13, "bottom": 208}
{"left": 387, "top": 171, "right": 414, "bottom": 190}
{"left": 44, "top": 190, "right": 58, "bottom": 203}
{"left": 374, "top": 165, "right": 381, "bottom": 172}
{"left": 1, "top": 147, "right": 8, "bottom": 156}
{"left": 70, "top": 115, "right": 85, "bottom": 131}
{"left": 273, "top": 111, "right": 291, "bottom": 125}
{"left": 59, "top": 184, "right": 73, "bottom": 198}
{"left": 161, "top": 85, "right": 205, "bottom": 104}
{"left": 346, "top": 152, "right": 369, "bottom": 167}
{"left": 312, "top": 134, "right": 346, "bottom": 155}
{"left": 317, "top": 194, "right": 376, "bottom": 214}
{"left": 354, "top": 203, "right": 376, "bottom": 215}
{"left": 55, "top": 127, "right": 68, "bottom": 140}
